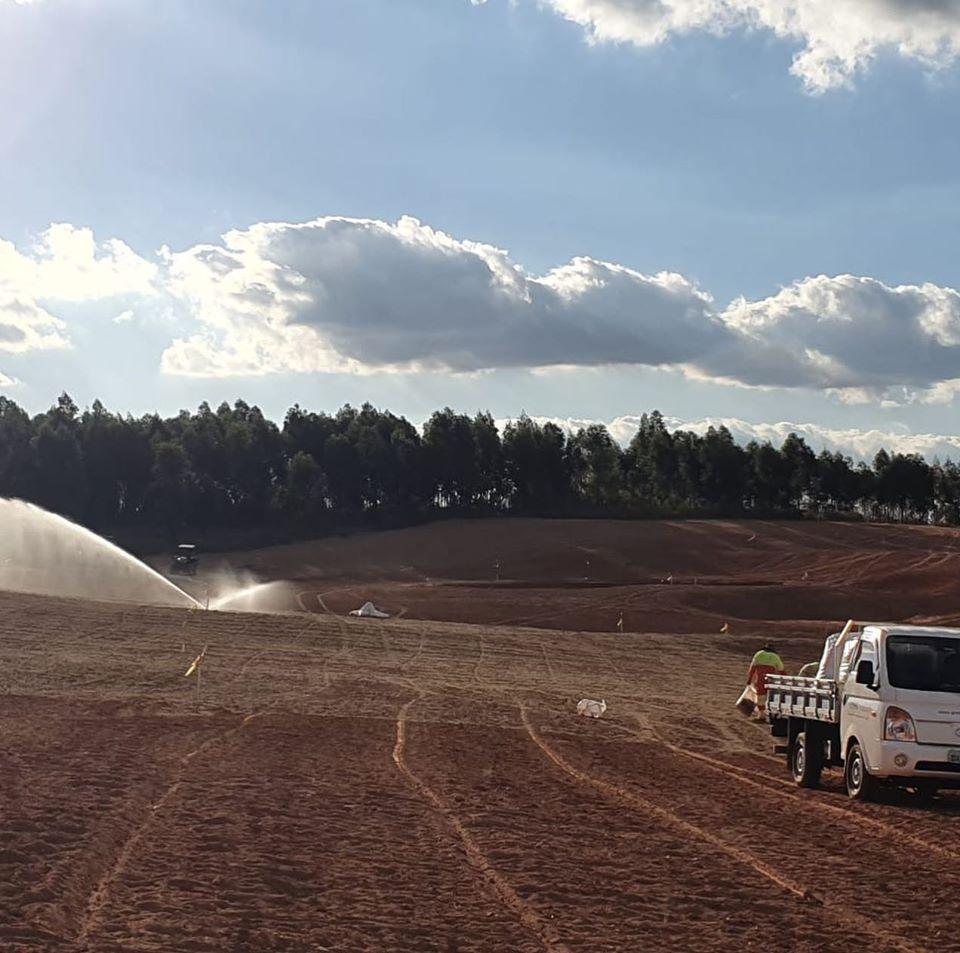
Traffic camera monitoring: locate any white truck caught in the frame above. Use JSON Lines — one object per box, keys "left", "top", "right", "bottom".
{"left": 766, "top": 620, "right": 960, "bottom": 800}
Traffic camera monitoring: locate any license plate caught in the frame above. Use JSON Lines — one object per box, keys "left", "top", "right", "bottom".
{"left": 950, "top": 750, "right": 960, "bottom": 765}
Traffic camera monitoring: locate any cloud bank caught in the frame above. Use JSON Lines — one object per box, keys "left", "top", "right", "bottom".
{"left": 5, "top": 214, "right": 960, "bottom": 407}
{"left": 0, "top": 224, "right": 156, "bottom": 359}
{"left": 476, "top": 0, "right": 960, "bottom": 91}
{"left": 502, "top": 414, "right": 960, "bottom": 463}
{"left": 156, "top": 215, "right": 960, "bottom": 406}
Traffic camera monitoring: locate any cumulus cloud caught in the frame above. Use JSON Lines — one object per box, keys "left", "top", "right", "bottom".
{"left": 0, "top": 224, "right": 157, "bottom": 355}
{"left": 710, "top": 275, "right": 960, "bottom": 401}
{"left": 6, "top": 213, "right": 960, "bottom": 408}
{"left": 479, "top": 0, "right": 960, "bottom": 92}
{"left": 502, "top": 413, "right": 960, "bottom": 462}
{"left": 0, "top": 297, "right": 67, "bottom": 354}
{"left": 158, "top": 214, "right": 960, "bottom": 406}
{"left": 159, "top": 215, "right": 724, "bottom": 378}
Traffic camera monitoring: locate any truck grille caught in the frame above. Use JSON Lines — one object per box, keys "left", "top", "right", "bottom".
{"left": 915, "top": 761, "right": 960, "bottom": 774}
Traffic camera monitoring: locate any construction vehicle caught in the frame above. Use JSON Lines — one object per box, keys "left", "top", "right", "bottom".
{"left": 766, "top": 620, "right": 960, "bottom": 801}
{"left": 170, "top": 543, "right": 199, "bottom": 576}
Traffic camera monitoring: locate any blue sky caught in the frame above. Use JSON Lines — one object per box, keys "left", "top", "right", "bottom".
{"left": 4, "top": 0, "right": 960, "bottom": 454}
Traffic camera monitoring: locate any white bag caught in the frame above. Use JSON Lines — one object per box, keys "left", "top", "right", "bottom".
{"left": 577, "top": 698, "right": 607, "bottom": 718}
{"left": 735, "top": 684, "right": 758, "bottom": 717}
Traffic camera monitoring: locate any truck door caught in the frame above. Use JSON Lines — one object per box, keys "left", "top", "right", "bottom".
{"left": 841, "top": 637, "right": 883, "bottom": 770}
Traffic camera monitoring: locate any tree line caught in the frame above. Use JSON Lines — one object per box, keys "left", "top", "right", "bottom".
{"left": 0, "top": 394, "right": 956, "bottom": 544}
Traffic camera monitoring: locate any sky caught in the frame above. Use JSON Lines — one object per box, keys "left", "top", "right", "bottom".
{"left": 4, "top": 0, "right": 960, "bottom": 457}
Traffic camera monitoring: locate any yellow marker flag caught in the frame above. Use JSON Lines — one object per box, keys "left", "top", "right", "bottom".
{"left": 184, "top": 646, "right": 206, "bottom": 677}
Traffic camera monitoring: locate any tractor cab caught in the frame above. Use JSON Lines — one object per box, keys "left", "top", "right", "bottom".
{"left": 170, "top": 543, "right": 199, "bottom": 576}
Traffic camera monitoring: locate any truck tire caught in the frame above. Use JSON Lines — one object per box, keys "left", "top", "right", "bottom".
{"left": 845, "top": 742, "right": 879, "bottom": 801}
{"left": 791, "top": 731, "right": 823, "bottom": 788}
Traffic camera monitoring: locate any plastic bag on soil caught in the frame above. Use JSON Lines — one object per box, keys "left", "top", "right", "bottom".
{"left": 348, "top": 601, "right": 390, "bottom": 618}
{"left": 576, "top": 698, "right": 607, "bottom": 718}
{"left": 735, "top": 684, "right": 757, "bottom": 717}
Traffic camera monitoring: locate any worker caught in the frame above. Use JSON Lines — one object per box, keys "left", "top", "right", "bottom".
{"left": 746, "top": 642, "right": 785, "bottom": 715}
{"left": 616, "top": 611, "right": 624, "bottom": 633}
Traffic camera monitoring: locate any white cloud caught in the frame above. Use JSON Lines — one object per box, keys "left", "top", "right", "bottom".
{"left": 26, "top": 224, "right": 157, "bottom": 301}
{"left": 159, "top": 215, "right": 724, "bottom": 378}
{"left": 157, "top": 214, "right": 960, "bottom": 407}
{"left": 501, "top": 413, "right": 960, "bottom": 462}
{"left": 0, "top": 369, "right": 17, "bottom": 388}
{"left": 0, "top": 224, "right": 157, "bottom": 355}
{"left": 709, "top": 274, "right": 960, "bottom": 402}
{"left": 482, "top": 0, "right": 960, "bottom": 92}
{"left": 0, "top": 297, "right": 68, "bottom": 354}
{"left": 677, "top": 416, "right": 960, "bottom": 461}
{"left": 5, "top": 213, "right": 960, "bottom": 410}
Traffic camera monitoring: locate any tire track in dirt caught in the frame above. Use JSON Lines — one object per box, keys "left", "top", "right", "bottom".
{"left": 617, "top": 714, "right": 960, "bottom": 866}
{"left": 493, "top": 591, "right": 613, "bottom": 629}
{"left": 392, "top": 696, "right": 570, "bottom": 953}
{"left": 74, "top": 696, "right": 309, "bottom": 946}
{"left": 398, "top": 630, "right": 426, "bottom": 673}
{"left": 226, "top": 613, "right": 320, "bottom": 686}
{"left": 472, "top": 630, "right": 487, "bottom": 685}
{"left": 71, "top": 610, "right": 390, "bottom": 947}
{"left": 539, "top": 641, "right": 557, "bottom": 681}
{"left": 520, "top": 704, "right": 927, "bottom": 953}
{"left": 296, "top": 590, "right": 320, "bottom": 612}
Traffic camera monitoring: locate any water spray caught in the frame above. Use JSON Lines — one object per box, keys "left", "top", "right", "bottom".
{"left": 0, "top": 498, "right": 199, "bottom": 609}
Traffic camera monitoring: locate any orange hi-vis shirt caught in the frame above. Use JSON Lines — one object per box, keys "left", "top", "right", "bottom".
{"left": 748, "top": 649, "right": 785, "bottom": 695}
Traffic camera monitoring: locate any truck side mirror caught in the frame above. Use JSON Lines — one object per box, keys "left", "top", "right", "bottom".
{"left": 855, "top": 659, "right": 875, "bottom": 687}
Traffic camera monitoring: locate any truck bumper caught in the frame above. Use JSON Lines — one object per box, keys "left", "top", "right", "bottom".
{"left": 870, "top": 742, "right": 960, "bottom": 782}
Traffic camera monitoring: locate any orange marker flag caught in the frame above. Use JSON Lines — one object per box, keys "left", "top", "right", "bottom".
{"left": 184, "top": 645, "right": 207, "bottom": 677}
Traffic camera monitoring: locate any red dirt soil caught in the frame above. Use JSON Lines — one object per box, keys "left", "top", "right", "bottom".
{"left": 182, "top": 518, "right": 960, "bottom": 636}
{"left": 5, "top": 519, "right": 960, "bottom": 951}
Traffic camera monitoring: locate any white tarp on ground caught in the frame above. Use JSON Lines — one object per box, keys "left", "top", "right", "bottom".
{"left": 349, "top": 601, "right": 390, "bottom": 618}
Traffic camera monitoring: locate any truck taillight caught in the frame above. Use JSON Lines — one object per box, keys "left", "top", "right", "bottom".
{"left": 884, "top": 706, "right": 917, "bottom": 743}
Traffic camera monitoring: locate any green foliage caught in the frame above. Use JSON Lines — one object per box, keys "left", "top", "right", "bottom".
{"left": 0, "top": 396, "right": 954, "bottom": 534}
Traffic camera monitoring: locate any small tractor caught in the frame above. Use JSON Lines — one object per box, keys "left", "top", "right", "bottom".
{"left": 170, "top": 543, "right": 199, "bottom": 576}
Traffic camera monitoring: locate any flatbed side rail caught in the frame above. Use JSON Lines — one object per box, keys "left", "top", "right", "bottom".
{"left": 766, "top": 675, "right": 838, "bottom": 722}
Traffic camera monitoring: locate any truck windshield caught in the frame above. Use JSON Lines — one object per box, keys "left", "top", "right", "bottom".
{"left": 886, "top": 636, "right": 960, "bottom": 693}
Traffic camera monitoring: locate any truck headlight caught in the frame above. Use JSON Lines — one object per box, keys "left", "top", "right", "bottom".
{"left": 884, "top": 706, "right": 917, "bottom": 743}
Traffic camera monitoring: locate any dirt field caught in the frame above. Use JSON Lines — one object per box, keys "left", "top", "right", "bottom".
{"left": 178, "top": 518, "right": 960, "bottom": 637}
{"left": 5, "top": 519, "right": 960, "bottom": 951}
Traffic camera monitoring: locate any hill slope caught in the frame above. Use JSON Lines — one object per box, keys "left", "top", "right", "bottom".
{"left": 178, "top": 518, "right": 960, "bottom": 635}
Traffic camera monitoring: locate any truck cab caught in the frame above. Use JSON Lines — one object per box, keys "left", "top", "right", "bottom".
{"left": 767, "top": 621, "right": 960, "bottom": 800}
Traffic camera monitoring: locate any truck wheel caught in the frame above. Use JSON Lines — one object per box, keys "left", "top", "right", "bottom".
{"left": 791, "top": 731, "right": 823, "bottom": 788}
{"left": 845, "top": 743, "right": 879, "bottom": 801}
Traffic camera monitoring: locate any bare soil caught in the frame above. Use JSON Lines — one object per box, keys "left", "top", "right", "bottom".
{"left": 180, "top": 518, "right": 960, "bottom": 636}
{"left": 5, "top": 519, "right": 960, "bottom": 951}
